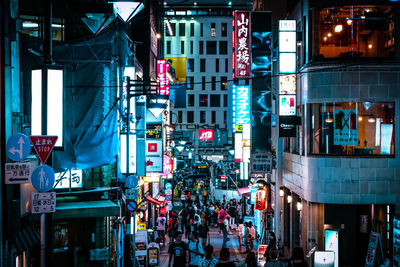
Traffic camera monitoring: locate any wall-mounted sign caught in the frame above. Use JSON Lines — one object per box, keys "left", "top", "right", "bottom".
{"left": 146, "top": 140, "right": 162, "bottom": 156}
{"left": 234, "top": 132, "right": 243, "bottom": 162}
{"left": 279, "top": 20, "right": 296, "bottom": 31}
{"left": 255, "top": 189, "right": 267, "bottom": 210}
{"left": 55, "top": 169, "right": 83, "bottom": 189}
{"left": 279, "top": 31, "right": 296, "bottom": 52}
{"left": 161, "top": 155, "right": 173, "bottom": 176}
{"left": 251, "top": 152, "right": 272, "bottom": 174}
{"left": 333, "top": 109, "right": 358, "bottom": 145}
{"left": 199, "top": 129, "right": 214, "bottom": 141}
{"left": 279, "top": 74, "right": 296, "bottom": 95}
{"left": 279, "top": 116, "right": 301, "bottom": 137}
{"left": 146, "top": 123, "right": 162, "bottom": 139}
{"left": 234, "top": 11, "right": 251, "bottom": 78}
{"left": 233, "top": 85, "right": 251, "bottom": 131}
{"left": 279, "top": 53, "right": 296, "bottom": 73}
{"left": 157, "top": 59, "right": 169, "bottom": 96}
{"left": 32, "top": 192, "right": 56, "bottom": 214}
{"left": 325, "top": 230, "right": 339, "bottom": 267}
{"left": 279, "top": 95, "right": 296, "bottom": 116}
{"left": 5, "top": 162, "right": 31, "bottom": 184}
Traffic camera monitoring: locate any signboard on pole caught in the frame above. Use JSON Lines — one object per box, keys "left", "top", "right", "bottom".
{"left": 32, "top": 192, "right": 56, "bottom": 213}
{"left": 221, "top": 175, "right": 226, "bottom": 182}
{"left": 30, "top": 136, "right": 58, "bottom": 164}
{"left": 6, "top": 133, "right": 31, "bottom": 161}
{"left": 5, "top": 162, "right": 32, "bottom": 184}
{"left": 258, "top": 245, "right": 268, "bottom": 266}
{"left": 31, "top": 165, "right": 55, "bottom": 192}
{"left": 126, "top": 199, "right": 138, "bottom": 213}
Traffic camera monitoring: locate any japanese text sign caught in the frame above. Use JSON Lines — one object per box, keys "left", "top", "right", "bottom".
{"left": 199, "top": 129, "right": 214, "bottom": 141}
{"left": 32, "top": 192, "right": 56, "bottom": 214}
{"left": 29, "top": 136, "right": 58, "bottom": 164}
{"left": 233, "top": 85, "right": 251, "bottom": 131}
{"left": 157, "top": 59, "right": 170, "bottom": 96}
{"left": 234, "top": 11, "right": 251, "bottom": 78}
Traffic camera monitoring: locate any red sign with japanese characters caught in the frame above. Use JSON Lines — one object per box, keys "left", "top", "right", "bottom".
{"left": 255, "top": 188, "right": 267, "bottom": 210}
{"left": 30, "top": 136, "right": 58, "bottom": 164}
{"left": 234, "top": 11, "right": 251, "bottom": 78}
{"left": 199, "top": 129, "right": 214, "bottom": 141}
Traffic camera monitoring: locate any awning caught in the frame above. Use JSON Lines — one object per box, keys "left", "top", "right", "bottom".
{"left": 55, "top": 200, "right": 119, "bottom": 219}
{"left": 237, "top": 186, "right": 251, "bottom": 196}
{"left": 144, "top": 195, "right": 164, "bottom": 206}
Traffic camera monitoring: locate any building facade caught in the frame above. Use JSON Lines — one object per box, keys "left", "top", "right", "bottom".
{"left": 279, "top": 0, "right": 400, "bottom": 265}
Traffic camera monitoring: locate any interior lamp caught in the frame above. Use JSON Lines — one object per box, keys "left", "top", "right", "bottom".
{"left": 112, "top": 1, "right": 144, "bottom": 22}
{"left": 334, "top": 25, "right": 343, "bottom": 32}
{"left": 147, "top": 102, "right": 166, "bottom": 118}
{"left": 287, "top": 194, "right": 292, "bottom": 204}
{"left": 279, "top": 188, "right": 284, "bottom": 197}
{"left": 296, "top": 199, "right": 303, "bottom": 211}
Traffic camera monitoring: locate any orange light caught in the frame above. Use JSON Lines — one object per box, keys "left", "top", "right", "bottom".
{"left": 327, "top": 32, "right": 332, "bottom": 37}
{"left": 347, "top": 19, "right": 353, "bottom": 26}
{"left": 368, "top": 44, "right": 373, "bottom": 49}
{"left": 334, "top": 25, "right": 343, "bottom": 32}
{"left": 358, "top": 116, "right": 363, "bottom": 122}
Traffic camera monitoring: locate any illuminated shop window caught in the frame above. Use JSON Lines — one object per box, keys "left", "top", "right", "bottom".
{"left": 313, "top": 6, "right": 395, "bottom": 59}
{"left": 310, "top": 102, "right": 395, "bottom": 156}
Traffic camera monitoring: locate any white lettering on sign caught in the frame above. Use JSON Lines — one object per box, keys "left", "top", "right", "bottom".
{"left": 199, "top": 130, "right": 214, "bottom": 141}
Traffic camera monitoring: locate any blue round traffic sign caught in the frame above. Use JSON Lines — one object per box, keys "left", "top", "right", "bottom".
{"left": 6, "top": 134, "right": 31, "bottom": 161}
{"left": 31, "top": 165, "right": 55, "bottom": 192}
{"left": 126, "top": 175, "right": 138, "bottom": 189}
{"left": 126, "top": 200, "right": 138, "bottom": 213}
{"left": 165, "top": 183, "right": 172, "bottom": 190}
{"left": 165, "top": 195, "right": 172, "bottom": 202}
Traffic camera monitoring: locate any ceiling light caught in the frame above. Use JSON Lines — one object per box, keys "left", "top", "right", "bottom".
{"left": 323, "top": 37, "right": 328, "bottom": 41}
{"left": 287, "top": 194, "right": 292, "bottom": 204}
{"left": 156, "top": 33, "right": 161, "bottom": 39}
{"left": 296, "top": 199, "right": 303, "bottom": 211}
{"left": 327, "top": 33, "right": 332, "bottom": 37}
{"left": 368, "top": 116, "right": 376, "bottom": 123}
{"left": 23, "top": 22, "right": 39, "bottom": 28}
{"left": 325, "top": 113, "right": 333, "bottom": 123}
{"left": 334, "top": 25, "right": 343, "bottom": 32}
{"left": 113, "top": 2, "right": 144, "bottom": 22}
{"left": 358, "top": 116, "right": 363, "bottom": 122}
{"left": 368, "top": 44, "right": 373, "bottom": 49}
{"left": 347, "top": 19, "right": 353, "bottom": 26}
{"left": 279, "top": 188, "right": 284, "bottom": 197}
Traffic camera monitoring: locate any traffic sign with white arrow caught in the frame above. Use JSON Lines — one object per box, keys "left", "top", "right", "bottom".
{"left": 6, "top": 134, "right": 31, "bottom": 161}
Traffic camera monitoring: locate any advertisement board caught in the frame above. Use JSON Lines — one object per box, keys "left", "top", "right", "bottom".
{"left": 279, "top": 95, "right": 296, "bottom": 116}
{"left": 199, "top": 129, "right": 214, "bottom": 141}
{"left": 55, "top": 169, "right": 83, "bottom": 189}
{"left": 146, "top": 140, "right": 163, "bottom": 173}
{"left": 314, "top": 251, "right": 335, "bottom": 267}
{"left": 325, "top": 230, "right": 339, "bottom": 267}
{"left": 165, "top": 57, "right": 187, "bottom": 83}
{"left": 234, "top": 11, "right": 251, "bottom": 78}
{"left": 279, "top": 74, "right": 296, "bottom": 95}
{"left": 279, "top": 116, "right": 301, "bottom": 137}
{"left": 146, "top": 123, "right": 162, "bottom": 139}
{"left": 333, "top": 109, "right": 358, "bottom": 145}
{"left": 233, "top": 85, "right": 251, "bottom": 131}
{"left": 157, "top": 59, "right": 169, "bottom": 95}
{"left": 235, "top": 133, "right": 243, "bottom": 162}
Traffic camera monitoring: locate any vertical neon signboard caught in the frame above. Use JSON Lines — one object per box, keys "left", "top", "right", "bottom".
{"left": 157, "top": 59, "right": 169, "bottom": 96}
{"left": 233, "top": 85, "right": 251, "bottom": 131}
{"left": 234, "top": 11, "right": 251, "bottom": 78}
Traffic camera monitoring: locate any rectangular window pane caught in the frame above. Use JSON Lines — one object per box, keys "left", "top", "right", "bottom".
{"left": 309, "top": 102, "right": 395, "bottom": 156}
{"left": 200, "top": 23, "right": 203, "bottom": 36}
{"left": 212, "top": 111, "right": 216, "bottom": 123}
{"left": 166, "top": 22, "right": 176, "bottom": 36}
{"left": 190, "top": 41, "right": 193, "bottom": 54}
{"left": 187, "top": 111, "right": 194, "bottom": 123}
{"left": 202, "top": 77, "right": 206, "bottom": 90}
{"left": 224, "top": 111, "right": 227, "bottom": 124}
{"left": 190, "top": 23, "right": 195, "bottom": 36}
{"left": 207, "top": 41, "right": 217, "bottom": 54}
{"left": 200, "top": 111, "right": 206, "bottom": 123}
{"left": 187, "top": 94, "right": 194, "bottom": 107}
{"left": 47, "top": 69, "right": 64, "bottom": 147}
{"left": 223, "top": 94, "right": 228, "bottom": 107}
{"left": 199, "top": 94, "right": 208, "bottom": 107}
{"left": 211, "top": 23, "right": 216, "bottom": 37}
{"left": 225, "top": 58, "right": 228, "bottom": 72}
{"left": 181, "top": 41, "right": 185, "bottom": 54}
{"left": 188, "top": 58, "right": 194, "bottom": 72}
{"left": 219, "top": 41, "right": 228, "bottom": 55}
{"left": 200, "top": 59, "right": 206, "bottom": 72}
{"left": 210, "top": 95, "right": 220, "bottom": 107}
{"left": 199, "top": 41, "right": 204, "bottom": 54}
{"left": 187, "top": 76, "right": 194, "bottom": 90}
{"left": 216, "top": 59, "right": 219, "bottom": 72}
{"left": 179, "top": 23, "right": 185, "bottom": 36}
{"left": 166, "top": 41, "right": 171, "bottom": 54}
{"left": 212, "top": 77, "right": 216, "bottom": 90}
{"left": 221, "top": 76, "right": 227, "bottom": 90}
{"left": 221, "top": 23, "right": 227, "bottom": 37}
{"left": 178, "top": 111, "right": 183, "bottom": 123}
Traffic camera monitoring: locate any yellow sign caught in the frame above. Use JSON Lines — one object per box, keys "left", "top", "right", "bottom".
{"left": 165, "top": 57, "right": 187, "bottom": 83}
{"left": 137, "top": 223, "right": 146, "bottom": 231}
{"left": 235, "top": 125, "right": 243, "bottom": 132}
{"left": 242, "top": 139, "right": 251, "bottom": 147}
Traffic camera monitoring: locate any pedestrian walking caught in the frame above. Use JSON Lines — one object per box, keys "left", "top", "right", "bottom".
{"left": 187, "top": 232, "right": 205, "bottom": 267}
{"left": 215, "top": 248, "right": 235, "bottom": 267}
{"left": 245, "top": 221, "right": 256, "bottom": 251}
{"left": 179, "top": 207, "right": 189, "bottom": 236}
{"left": 245, "top": 251, "right": 258, "bottom": 267}
{"left": 156, "top": 214, "right": 166, "bottom": 245}
{"left": 168, "top": 231, "right": 188, "bottom": 267}
{"left": 181, "top": 192, "right": 187, "bottom": 207}
{"left": 264, "top": 249, "right": 285, "bottom": 267}
{"left": 167, "top": 212, "right": 179, "bottom": 244}
{"left": 237, "top": 219, "right": 244, "bottom": 250}
{"left": 287, "top": 247, "right": 309, "bottom": 267}
{"left": 227, "top": 204, "right": 237, "bottom": 230}
{"left": 198, "top": 219, "right": 210, "bottom": 247}
{"left": 264, "top": 231, "right": 277, "bottom": 261}
{"left": 219, "top": 222, "right": 229, "bottom": 249}
{"left": 218, "top": 206, "right": 228, "bottom": 224}
{"left": 199, "top": 244, "right": 219, "bottom": 267}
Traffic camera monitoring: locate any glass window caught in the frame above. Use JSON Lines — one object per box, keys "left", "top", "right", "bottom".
{"left": 187, "top": 111, "right": 194, "bottom": 123}
{"left": 199, "top": 94, "right": 208, "bottom": 107}
{"left": 187, "top": 94, "right": 194, "bottom": 107}
{"left": 221, "top": 77, "right": 227, "bottom": 90}
{"left": 221, "top": 23, "right": 227, "bottom": 37}
{"left": 216, "top": 59, "right": 219, "bottom": 72}
{"left": 200, "top": 59, "right": 206, "bottom": 72}
{"left": 211, "top": 77, "right": 216, "bottom": 90}
{"left": 200, "top": 111, "right": 206, "bottom": 123}
{"left": 166, "top": 41, "right": 171, "bottom": 54}
{"left": 187, "top": 76, "right": 194, "bottom": 90}
{"left": 210, "top": 95, "right": 220, "bottom": 107}
{"left": 178, "top": 111, "right": 183, "bottom": 123}
{"left": 310, "top": 102, "right": 395, "bottom": 156}
{"left": 181, "top": 41, "right": 185, "bottom": 54}
{"left": 219, "top": 41, "right": 228, "bottom": 55}
{"left": 200, "top": 23, "right": 204, "bottom": 36}
{"left": 166, "top": 22, "right": 176, "bottom": 36}
{"left": 225, "top": 58, "right": 228, "bottom": 72}
{"left": 199, "top": 41, "right": 204, "bottom": 54}
{"left": 179, "top": 23, "right": 186, "bottom": 36}
{"left": 223, "top": 94, "right": 228, "bottom": 107}
{"left": 190, "top": 41, "right": 193, "bottom": 54}
{"left": 313, "top": 6, "right": 395, "bottom": 59}
{"left": 212, "top": 111, "right": 216, "bottom": 123}
{"left": 188, "top": 58, "right": 194, "bottom": 72}
{"left": 202, "top": 77, "right": 206, "bottom": 90}
{"left": 211, "top": 23, "right": 216, "bottom": 37}
{"left": 190, "top": 23, "right": 195, "bottom": 36}
{"left": 207, "top": 41, "right": 217, "bottom": 54}
{"left": 224, "top": 111, "right": 227, "bottom": 124}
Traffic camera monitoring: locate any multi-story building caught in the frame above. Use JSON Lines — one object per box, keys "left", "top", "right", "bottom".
{"left": 163, "top": 0, "right": 251, "bottom": 163}
{"left": 277, "top": 0, "right": 400, "bottom": 265}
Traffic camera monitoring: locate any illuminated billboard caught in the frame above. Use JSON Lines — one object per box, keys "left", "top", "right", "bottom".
{"left": 235, "top": 133, "right": 243, "bottom": 162}
{"left": 157, "top": 59, "right": 169, "bottom": 95}
{"left": 146, "top": 140, "right": 163, "bottom": 172}
{"left": 233, "top": 85, "right": 251, "bottom": 131}
{"left": 279, "top": 95, "right": 296, "bottom": 116}
{"left": 199, "top": 129, "right": 214, "bottom": 141}
{"left": 279, "top": 74, "right": 296, "bottom": 94}
{"left": 234, "top": 11, "right": 251, "bottom": 78}
{"left": 165, "top": 57, "right": 187, "bottom": 83}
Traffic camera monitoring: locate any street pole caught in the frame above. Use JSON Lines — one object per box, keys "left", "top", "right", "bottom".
{"left": 132, "top": 211, "right": 136, "bottom": 267}
{"left": 40, "top": 214, "right": 45, "bottom": 267}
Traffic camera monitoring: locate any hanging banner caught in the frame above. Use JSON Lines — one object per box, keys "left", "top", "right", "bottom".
{"left": 234, "top": 11, "right": 251, "bottom": 78}
{"left": 157, "top": 59, "right": 169, "bottom": 95}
